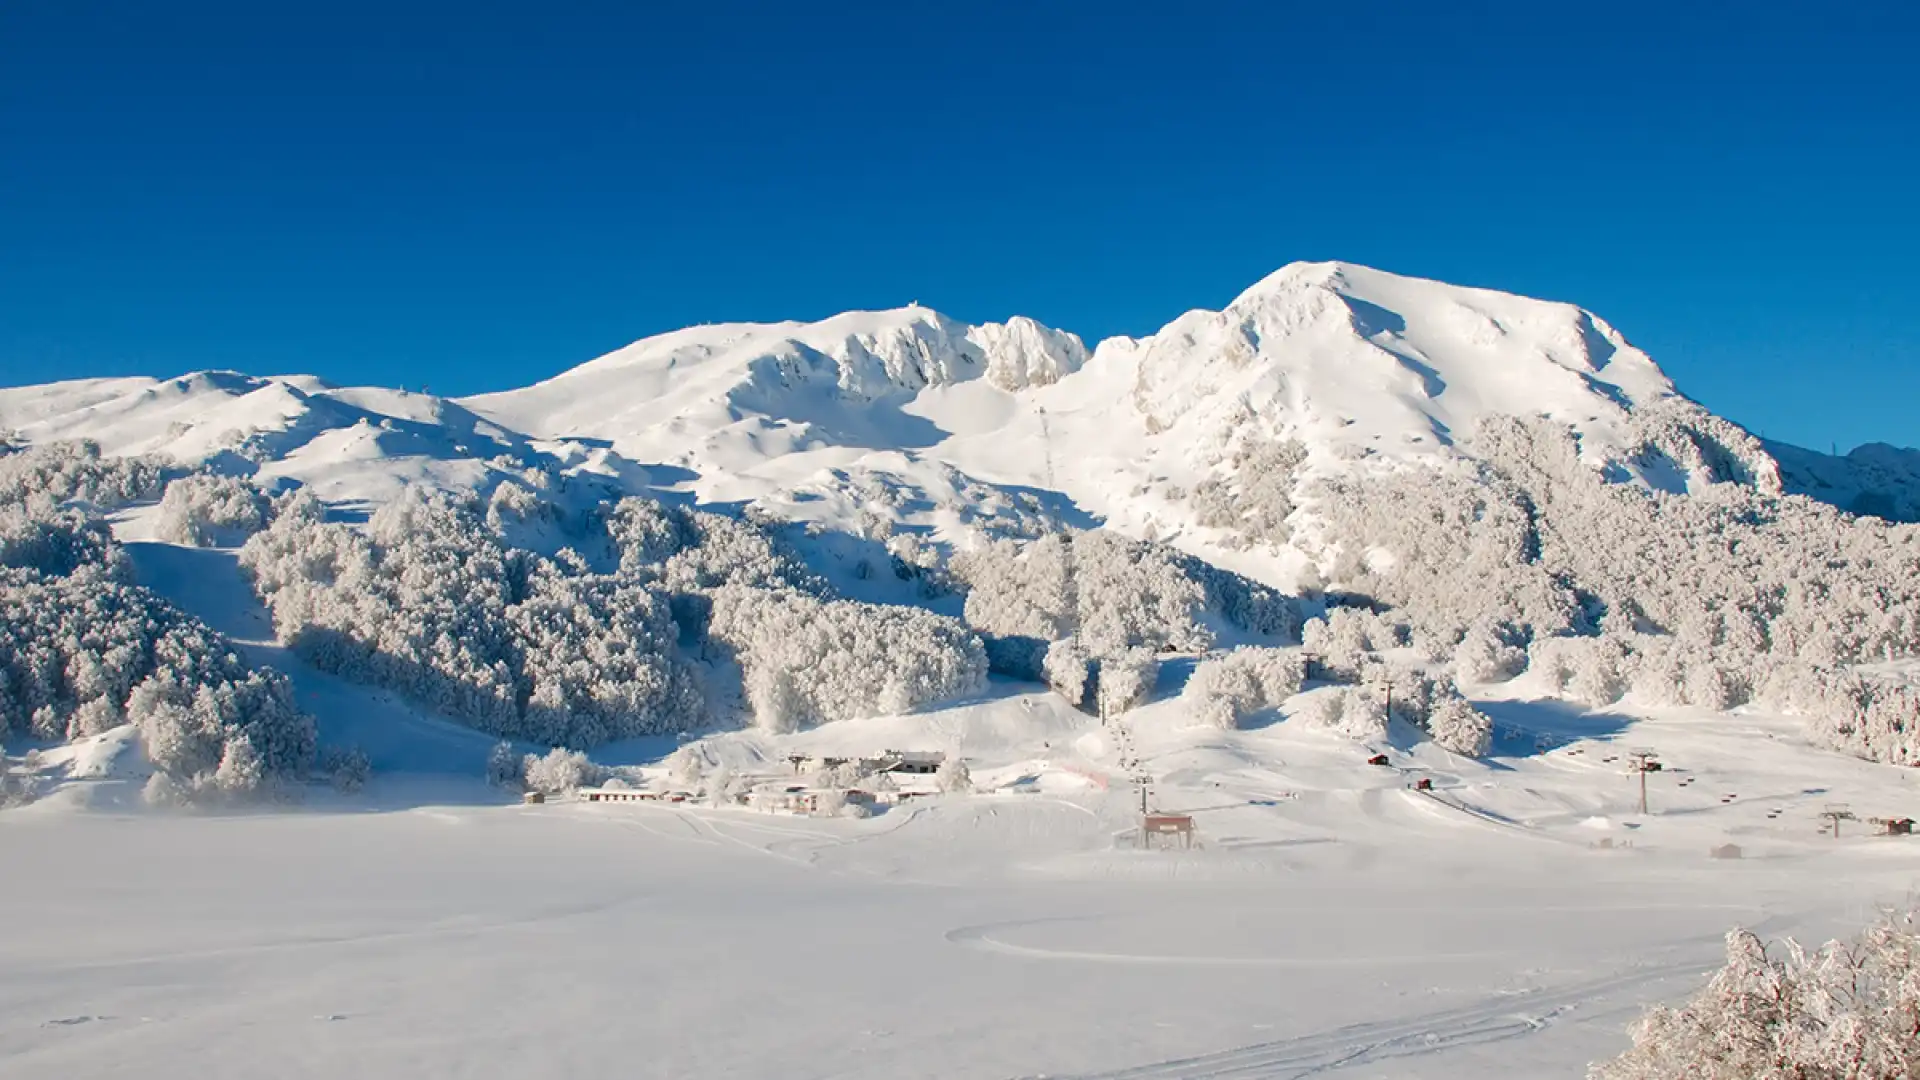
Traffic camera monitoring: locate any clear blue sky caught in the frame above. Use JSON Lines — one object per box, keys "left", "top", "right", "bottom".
{"left": 3, "top": 1, "right": 1915, "bottom": 452}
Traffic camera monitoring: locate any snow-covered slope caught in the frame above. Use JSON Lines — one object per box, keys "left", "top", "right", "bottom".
{"left": 1770, "top": 439, "right": 1920, "bottom": 522}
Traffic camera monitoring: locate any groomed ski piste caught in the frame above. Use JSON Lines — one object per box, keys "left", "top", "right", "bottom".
{"left": 4, "top": 516, "right": 1916, "bottom": 1080}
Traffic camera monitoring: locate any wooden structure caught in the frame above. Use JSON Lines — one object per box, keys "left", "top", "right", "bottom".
{"left": 1366, "top": 754, "right": 1390, "bottom": 767}
{"left": 522, "top": 791, "right": 545, "bottom": 805}
{"left": 1141, "top": 813, "right": 1195, "bottom": 850}
{"left": 1871, "top": 816, "right": 1915, "bottom": 836}
{"left": 1710, "top": 843, "right": 1743, "bottom": 860}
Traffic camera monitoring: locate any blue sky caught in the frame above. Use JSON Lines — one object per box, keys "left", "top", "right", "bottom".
{"left": 2, "top": 1, "right": 1915, "bottom": 452}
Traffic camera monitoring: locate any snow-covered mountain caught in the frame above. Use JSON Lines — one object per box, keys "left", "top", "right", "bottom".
{"left": 4, "top": 261, "right": 1911, "bottom": 560}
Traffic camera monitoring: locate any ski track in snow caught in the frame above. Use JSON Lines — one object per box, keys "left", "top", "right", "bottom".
{"left": 1050, "top": 962, "right": 1706, "bottom": 1080}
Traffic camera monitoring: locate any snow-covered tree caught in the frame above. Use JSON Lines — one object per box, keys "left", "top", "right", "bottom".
{"left": 1042, "top": 637, "right": 1092, "bottom": 708}
{"left": 0, "top": 440, "right": 165, "bottom": 511}
{"left": 1184, "top": 647, "right": 1306, "bottom": 730}
{"left": 935, "top": 755, "right": 972, "bottom": 794}
{"left": 1591, "top": 908, "right": 1920, "bottom": 1079}
{"left": 521, "top": 747, "right": 603, "bottom": 795}
{"left": 155, "top": 473, "right": 271, "bottom": 547}
{"left": 1096, "top": 649, "right": 1161, "bottom": 716}
{"left": 1426, "top": 695, "right": 1494, "bottom": 757}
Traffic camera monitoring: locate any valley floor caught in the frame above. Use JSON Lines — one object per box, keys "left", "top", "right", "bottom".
{"left": 5, "top": 715, "right": 1916, "bottom": 1080}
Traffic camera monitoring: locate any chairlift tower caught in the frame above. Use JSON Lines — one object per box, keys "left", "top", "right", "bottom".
{"left": 1822, "top": 803, "right": 1857, "bottom": 839}
{"left": 1627, "top": 749, "right": 1660, "bottom": 815}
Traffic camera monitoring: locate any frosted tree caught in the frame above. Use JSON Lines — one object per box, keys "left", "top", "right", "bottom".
{"left": 155, "top": 474, "right": 270, "bottom": 547}
{"left": 0, "top": 440, "right": 165, "bottom": 511}
{"left": 935, "top": 755, "right": 972, "bottom": 794}
{"left": 522, "top": 747, "right": 603, "bottom": 795}
{"left": 1591, "top": 909, "right": 1920, "bottom": 1079}
{"left": 1426, "top": 696, "right": 1494, "bottom": 757}
{"left": 1042, "top": 637, "right": 1092, "bottom": 708}
{"left": 1184, "top": 647, "right": 1305, "bottom": 730}
{"left": 1096, "top": 649, "right": 1161, "bottom": 716}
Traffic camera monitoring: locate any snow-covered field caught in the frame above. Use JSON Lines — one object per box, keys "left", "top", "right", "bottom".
{"left": 6, "top": 720, "right": 1913, "bottom": 1080}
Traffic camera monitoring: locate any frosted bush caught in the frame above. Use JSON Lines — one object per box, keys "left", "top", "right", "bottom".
{"left": 156, "top": 474, "right": 270, "bottom": 547}
{"left": 319, "top": 744, "right": 371, "bottom": 793}
{"left": 0, "top": 505, "right": 126, "bottom": 579}
{"left": 1591, "top": 909, "right": 1920, "bottom": 1079}
{"left": 1455, "top": 622, "right": 1529, "bottom": 684}
{"left": 2, "top": 537, "right": 315, "bottom": 792}
{"left": 1312, "top": 413, "right": 1920, "bottom": 763}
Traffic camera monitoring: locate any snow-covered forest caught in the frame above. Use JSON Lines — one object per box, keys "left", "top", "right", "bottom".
{"left": 1, "top": 443, "right": 315, "bottom": 800}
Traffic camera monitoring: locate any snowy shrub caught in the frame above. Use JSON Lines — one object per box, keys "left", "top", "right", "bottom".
{"left": 521, "top": 747, "right": 604, "bottom": 795}
{"left": 935, "top": 756, "right": 972, "bottom": 794}
{"left": 812, "top": 788, "right": 849, "bottom": 817}
{"left": 155, "top": 473, "right": 269, "bottom": 547}
{"left": 1425, "top": 695, "right": 1494, "bottom": 757}
{"left": 0, "top": 440, "right": 165, "bottom": 511}
{"left": 1591, "top": 909, "right": 1920, "bottom": 1080}
{"left": 1380, "top": 664, "right": 1439, "bottom": 728}
{"left": 1042, "top": 637, "right": 1092, "bottom": 707}
{"left": 1096, "top": 649, "right": 1160, "bottom": 716}
{"left": 241, "top": 486, "right": 706, "bottom": 747}
{"left": 319, "top": 744, "right": 371, "bottom": 793}
{"left": 604, "top": 496, "right": 821, "bottom": 594}
{"left": 705, "top": 585, "right": 986, "bottom": 732}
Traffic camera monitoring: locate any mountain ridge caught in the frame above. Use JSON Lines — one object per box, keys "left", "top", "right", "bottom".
{"left": 3, "top": 262, "right": 1914, "bottom": 547}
